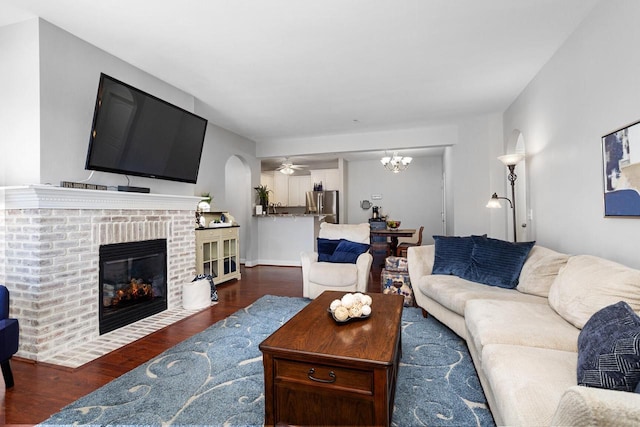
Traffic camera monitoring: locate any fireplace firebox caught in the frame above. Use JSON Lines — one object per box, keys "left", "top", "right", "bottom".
{"left": 99, "top": 239, "right": 168, "bottom": 334}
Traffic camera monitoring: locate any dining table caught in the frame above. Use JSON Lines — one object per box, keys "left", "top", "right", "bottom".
{"left": 370, "top": 228, "right": 416, "bottom": 257}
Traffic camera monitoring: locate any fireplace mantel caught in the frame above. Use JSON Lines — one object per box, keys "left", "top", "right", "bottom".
{"left": 1, "top": 185, "right": 201, "bottom": 211}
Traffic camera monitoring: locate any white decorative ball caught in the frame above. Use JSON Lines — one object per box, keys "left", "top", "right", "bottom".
{"left": 341, "top": 293, "right": 355, "bottom": 308}
{"left": 353, "top": 292, "right": 364, "bottom": 303}
{"left": 362, "top": 295, "right": 373, "bottom": 306}
{"left": 362, "top": 304, "right": 372, "bottom": 316}
{"left": 334, "top": 306, "right": 349, "bottom": 321}
{"left": 349, "top": 305, "right": 363, "bottom": 318}
{"left": 329, "top": 299, "right": 342, "bottom": 312}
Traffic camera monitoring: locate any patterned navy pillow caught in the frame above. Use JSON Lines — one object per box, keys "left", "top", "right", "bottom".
{"left": 432, "top": 235, "right": 475, "bottom": 276}
{"left": 317, "top": 238, "right": 341, "bottom": 262}
{"left": 578, "top": 301, "right": 640, "bottom": 392}
{"left": 327, "top": 239, "right": 370, "bottom": 264}
{"left": 462, "top": 235, "right": 535, "bottom": 288}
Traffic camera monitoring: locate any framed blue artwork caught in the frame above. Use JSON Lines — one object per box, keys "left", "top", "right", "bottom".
{"left": 602, "top": 120, "right": 640, "bottom": 217}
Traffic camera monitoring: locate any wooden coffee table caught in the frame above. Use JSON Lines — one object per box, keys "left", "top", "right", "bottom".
{"left": 259, "top": 290, "right": 404, "bottom": 426}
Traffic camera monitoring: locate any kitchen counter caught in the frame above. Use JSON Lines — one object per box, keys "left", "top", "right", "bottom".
{"left": 254, "top": 214, "right": 324, "bottom": 266}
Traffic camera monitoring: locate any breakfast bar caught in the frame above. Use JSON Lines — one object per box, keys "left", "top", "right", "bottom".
{"left": 254, "top": 214, "right": 325, "bottom": 266}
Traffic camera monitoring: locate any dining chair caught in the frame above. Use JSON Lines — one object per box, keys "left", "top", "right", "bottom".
{"left": 396, "top": 226, "right": 424, "bottom": 257}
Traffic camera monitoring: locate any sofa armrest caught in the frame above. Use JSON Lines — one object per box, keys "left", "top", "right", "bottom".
{"left": 407, "top": 244, "right": 434, "bottom": 284}
{"left": 552, "top": 385, "right": 640, "bottom": 426}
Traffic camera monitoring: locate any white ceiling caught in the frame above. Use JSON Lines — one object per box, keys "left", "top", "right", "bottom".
{"left": 1, "top": 0, "right": 597, "bottom": 148}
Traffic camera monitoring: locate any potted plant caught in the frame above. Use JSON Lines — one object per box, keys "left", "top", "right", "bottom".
{"left": 200, "top": 192, "right": 212, "bottom": 203}
{"left": 197, "top": 193, "right": 212, "bottom": 212}
{"left": 254, "top": 185, "right": 271, "bottom": 211}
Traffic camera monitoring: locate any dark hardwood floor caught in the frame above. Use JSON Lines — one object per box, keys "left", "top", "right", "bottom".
{"left": 1, "top": 265, "right": 382, "bottom": 426}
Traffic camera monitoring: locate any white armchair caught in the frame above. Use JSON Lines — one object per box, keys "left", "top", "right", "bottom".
{"left": 301, "top": 222, "right": 373, "bottom": 299}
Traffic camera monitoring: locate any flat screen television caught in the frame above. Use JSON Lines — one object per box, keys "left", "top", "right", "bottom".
{"left": 85, "top": 73, "right": 208, "bottom": 184}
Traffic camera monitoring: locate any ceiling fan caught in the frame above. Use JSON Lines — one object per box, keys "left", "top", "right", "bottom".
{"left": 276, "top": 158, "right": 308, "bottom": 175}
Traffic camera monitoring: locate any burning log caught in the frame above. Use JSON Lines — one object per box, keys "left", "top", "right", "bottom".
{"left": 107, "top": 278, "right": 154, "bottom": 307}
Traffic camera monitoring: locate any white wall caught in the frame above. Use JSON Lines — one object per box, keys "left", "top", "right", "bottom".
{"left": 2, "top": 18, "right": 261, "bottom": 263}
{"left": 504, "top": 0, "right": 640, "bottom": 268}
{"left": 346, "top": 155, "right": 443, "bottom": 244}
{"left": 3, "top": 19, "right": 260, "bottom": 199}
{"left": 37, "top": 19, "right": 197, "bottom": 194}
{"left": 451, "top": 114, "right": 505, "bottom": 238}
{"left": 0, "top": 20, "right": 40, "bottom": 186}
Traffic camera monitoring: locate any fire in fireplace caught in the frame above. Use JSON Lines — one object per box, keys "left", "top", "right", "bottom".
{"left": 99, "top": 239, "right": 168, "bottom": 334}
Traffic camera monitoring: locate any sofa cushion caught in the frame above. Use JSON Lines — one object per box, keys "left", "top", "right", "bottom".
{"left": 577, "top": 301, "right": 640, "bottom": 392}
{"left": 482, "top": 344, "right": 578, "bottom": 426}
{"left": 317, "top": 238, "right": 341, "bottom": 262}
{"left": 432, "top": 235, "right": 475, "bottom": 276}
{"left": 326, "top": 239, "right": 370, "bottom": 264}
{"left": 517, "top": 246, "right": 570, "bottom": 297}
{"left": 465, "top": 300, "right": 580, "bottom": 368}
{"left": 419, "top": 274, "right": 546, "bottom": 317}
{"left": 463, "top": 236, "right": 535, "bottom": 289}
{"left": 549, "top": 255, "right": 640, "bottom": 329}
{"left": 309, "top": 262, "right": 357, "bottom": 287}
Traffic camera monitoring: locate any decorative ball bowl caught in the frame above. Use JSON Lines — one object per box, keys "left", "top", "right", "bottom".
{"left": 386, "top": 220, "right": 401, "bottom": 229}
{"left": 328, "top": 293, "right": 373, "bottom": 323}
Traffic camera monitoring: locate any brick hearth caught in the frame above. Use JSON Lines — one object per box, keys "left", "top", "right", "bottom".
{"left": 0, "top": 186, "right": 202, "bottom": 367}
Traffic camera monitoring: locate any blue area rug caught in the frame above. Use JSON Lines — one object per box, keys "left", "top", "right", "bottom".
{"left": 40, "top": 295, "right": 494, "bottom": 426}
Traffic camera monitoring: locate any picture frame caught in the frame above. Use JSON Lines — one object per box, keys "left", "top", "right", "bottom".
{"left": 602, "top": 120, "right": 640, "bottom": 217}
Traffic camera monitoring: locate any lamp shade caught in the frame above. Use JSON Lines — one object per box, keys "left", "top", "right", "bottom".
{"left": 497, "top": 153, "right": 525, "bottom": 166}
{"left": 486, "top": 192, "right": 513, "bottom": 209}
{"left": 486, "top": 199, "right": 502, "bottom": 208}
{"left": 486, "top": 195, "right": 502, "bottom": 208}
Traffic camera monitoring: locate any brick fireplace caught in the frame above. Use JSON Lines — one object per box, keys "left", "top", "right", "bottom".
{"left": 0, "top": 185, "right": 200, "bottom": 364}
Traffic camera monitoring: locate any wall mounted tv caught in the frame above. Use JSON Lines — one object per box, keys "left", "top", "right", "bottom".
{"left": 85, "top": 73, "right": 208, "bottom": 184}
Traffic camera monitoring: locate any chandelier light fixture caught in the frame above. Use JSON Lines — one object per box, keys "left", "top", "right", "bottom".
{"left": 380, "top": 151, "right": 412, "bottom": 173}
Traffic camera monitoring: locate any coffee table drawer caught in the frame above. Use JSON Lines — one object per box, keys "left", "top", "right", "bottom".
{"left": 275, "top": 359, "right": 373, "bottom": 394}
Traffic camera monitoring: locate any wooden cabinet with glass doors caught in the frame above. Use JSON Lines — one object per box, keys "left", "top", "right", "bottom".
{"left": 195, "top": 226, "right": 241, "bottom": 284}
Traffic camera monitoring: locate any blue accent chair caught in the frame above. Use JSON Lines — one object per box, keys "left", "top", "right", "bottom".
{"left": 0, "top": 285, "right": 19, "bottom": 388}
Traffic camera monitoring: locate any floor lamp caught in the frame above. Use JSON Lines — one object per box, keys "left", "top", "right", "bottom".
{"left": 487, "top": 153, "right": 525, "bottom": 242}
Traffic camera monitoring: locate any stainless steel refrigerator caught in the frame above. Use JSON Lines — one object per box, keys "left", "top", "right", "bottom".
{"left": 306, "top": 191, "right": 339, "bottom": 223}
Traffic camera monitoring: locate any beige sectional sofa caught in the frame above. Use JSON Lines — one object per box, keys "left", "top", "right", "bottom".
{"left": 407, "top": 243, "right": 640, "bottom": 426}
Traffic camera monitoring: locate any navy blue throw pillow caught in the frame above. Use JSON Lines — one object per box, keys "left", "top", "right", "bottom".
{"left": 328, "top": 239, "right": 370, "bottom": 264}
{"left": 317, "top": 238, "right": 341, "bottom": 262}
{"left": 462, "top": 235, "right": 534, "bottom": 288}
{"left": 578, "top": 301, "right": 640, "bottom": 392}
{"left": 432, "top": 235, "right": 475, "bottom": 276}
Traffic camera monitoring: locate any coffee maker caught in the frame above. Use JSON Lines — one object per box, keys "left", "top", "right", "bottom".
{"left": 372, "top": 206, "right": 380, "bottom": 220}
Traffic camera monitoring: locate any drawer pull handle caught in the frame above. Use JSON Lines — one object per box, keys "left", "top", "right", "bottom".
{"left": 307, "top": 368, "right": 336, "bottom": 383}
